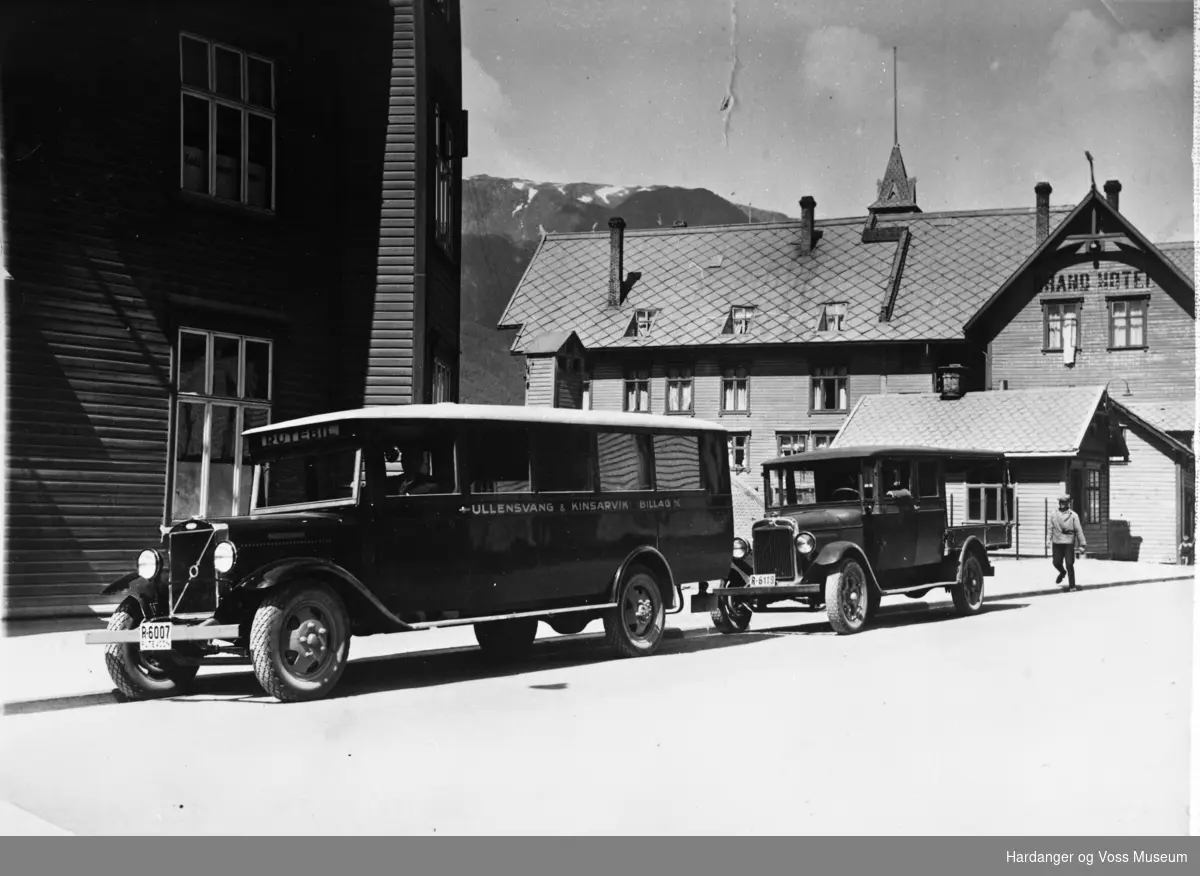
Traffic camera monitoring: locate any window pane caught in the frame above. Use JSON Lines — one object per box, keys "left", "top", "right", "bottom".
{"left": 214, "top": 46, "right": 241, "bottom": 99}
{"left": 918, "top": 462, "right": 939, "bottom": 497}
{"left": 531, "top": 428, "right": 593, "bottom": 493}
{"left": 699, "top": 432, "right": 726, "bottom": 494}
{"left": 967, "top": 488, "right": 981, "bottom": 521}
{"left": 182, "top": 95, "right": 210, "bottom": 194}
{"left": 240, "top": 407, "right": 269, "bottom": 514}
{"left": 598, "top": 431, "right": 653, "bottom": 492}
{"left": 247, "top": 56, "right": 272, "bottom": 107}
{"left": 1129, "top": 304, "right": 1144, "bottom": 346}
{"left": 174, "top": 401, "right": 206, "bottom": 520}
{"left": 654, "top": 434, "right": 702, "bottom": 491}
{"left": 467, "top": 427, "right": 530, "bottom": 494}
{"left": 681, "top": 380, "right": 692, "bottom": 410}
{"left": 736, "top": 381, "right": 747, "bottom": 410}
{"left": 207, "top": 404, "right": 238, "bottom": 516}
{"left": 882, "top": 461, "right": 910, "bottom": 493}
{"left": 247, "top": 113, "right": 273, "bottom": 209}
{"left": 837, "top": 381, "right": 847, "bottom": 410}
{"left": 215, "top": 104, "right": 242, "bottom": 201}
{"left": 261, "top": 449, "right": 358, "bottom": 508}
{"left": 244, "top": 340, "right": 270, "bottom": 400}
{"left": 985, "top": 488, "right": 999, "bottom": 522}
{"left": 212, "top": 336, "right": 240, "bottom": 397}
{"left": 637, "top": 384, "right": 649, "bottom": 411}
{"left": 178, "top": 331, "right": 208, "bottom": 394}
{"left": 181, "top": 36, "right": 209, "bottom": 89}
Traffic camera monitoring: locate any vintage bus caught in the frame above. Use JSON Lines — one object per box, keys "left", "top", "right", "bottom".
{"left": 86, "top": 404, "right": 735, "bottom": 702}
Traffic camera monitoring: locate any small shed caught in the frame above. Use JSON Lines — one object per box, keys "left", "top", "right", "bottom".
{"left": 523, "top": 330, "right": 586, "bottom": 409}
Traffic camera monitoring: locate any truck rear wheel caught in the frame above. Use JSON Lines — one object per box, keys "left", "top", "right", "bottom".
{"left": 825, "top": 558, "right": 871, "bottom": 635}
{"left": 250, "top": 583, "right": 351, "bottom": 703}
{"left": 604, "top": 564, "right": 666, "bottom": 657}
{"left": 475, "top": 617, "right": 539, "bottom": 658}
{"left": 104, "top": 601, "right": 199, "bottom": 700}
{"left": 951, "top": 554, "right": 985, "bottom": 616}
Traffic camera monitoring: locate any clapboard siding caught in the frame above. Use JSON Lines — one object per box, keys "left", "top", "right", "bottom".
{"left": 989, "top": 260, "right": 1195, "bottom": 404}
{"left": 2, "top": 0, "right": 436, "bottom": 618}
{"left": 1110, "top": 428, "right": 1180, "bottom": 563}
{"left": 1007, "top": 460, "right": 1066, "bottom": 558}
{"left": 525, "top": 358, "right": 555, "bottom": 407}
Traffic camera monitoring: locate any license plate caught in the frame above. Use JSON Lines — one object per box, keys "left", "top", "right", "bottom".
{"left": 749, "top": 574, "right": 776, "bottom": 588}
{"left": 139, "top": 622, "right": 173, "bottom": 652}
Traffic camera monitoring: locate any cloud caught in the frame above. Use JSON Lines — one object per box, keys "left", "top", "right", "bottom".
{"left": 1044, "top": 9, "right": 1191, "bottom": 96}
{"left": 801, "top": 26, "right": 924, "bottom": 121}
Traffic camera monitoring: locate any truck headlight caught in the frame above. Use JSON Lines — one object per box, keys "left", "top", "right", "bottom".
{"left": 214, "top": 541, "right": 237, "bottom": 575}
{"left": 795, "top": 532, "right": 816, "bottom": 555}
{"left": 732, "top": 537, "right": 749, "bottom": 559}
{"left": 137, "top": 549, "right": 161, "bottom": 581}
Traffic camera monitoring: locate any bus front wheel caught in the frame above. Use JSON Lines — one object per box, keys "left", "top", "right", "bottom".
{"left": 604, "top": 565, "right": 666, "bottom": 657}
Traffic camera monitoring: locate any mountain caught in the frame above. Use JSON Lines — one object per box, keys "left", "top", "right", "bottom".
{"left": 458, "top": 176, "right": 796, "bottom": 405}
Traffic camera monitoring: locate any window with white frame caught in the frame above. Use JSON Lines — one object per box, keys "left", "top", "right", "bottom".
{"left": 721, "top": 365, "right": 749, "bottom": 413}
{"left": 180, "top": 34, "right": 275, "bottom": 210}
{"left": 817, "top": 303, "right": 846, "bottom": 332}
{"left": 624, "top": 367, "right": 650, "bottom": 412}
{"left": 174, "top": 329, "right": 272, "bottom": 520}
{"left": 665, "top": 365, "right": 693, "bottom": 413}
{"left": 727, "top": 432, "right": 750, "bottom": 474}
{"left": 1083, "top": 468, "right": 1102, "bottom": 523}
{"left": 727, "top": 305, "right": 756, "bottom": 335}
{"left": 627, "top": 308, "right": 656, "bottom": 337}
{"left": 434, "top": 103, "right": 455, "bottom": 255}
{"left": 812, "top": 432, "right": 836, "bottom": 449}
{"left": 432, "top": 357, "right": 453, "bottom": 403}
{"left": 811, "top": 365, "right": 848, "bottom": 411}
{"left": 1108, "top": 297, "right": 1147, "bottom": 349}
{"left": 1043, "top": 300, "right": 1080, "bottom": 351}
{"left": 777, "top": 433, "right": 806, "bottom": 456}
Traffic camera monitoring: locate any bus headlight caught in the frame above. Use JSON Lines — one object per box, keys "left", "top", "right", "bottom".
{"left": 732, "top": 537, "right": 749, "bottom": 559}
{"left": 214, "top": 541, "right": 237, "bottom": 575}
{"left": 136, "top": 549, "right": 161, "bottom": 581}
{"left": 795, "top": 532, "right": 816, "bottom": 555}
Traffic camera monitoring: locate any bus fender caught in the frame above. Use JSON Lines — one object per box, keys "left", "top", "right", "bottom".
{"left": 233, "top": 557, "right": 415, "bottom": 632}
{"left": 955, "top": 536, "right": 993, "bottom": 580}
{"left": 100, "top": 572, "right": 158, "bottom": 619}
{"left": 811, "top": 541, "right": 883, "bottom": 592}
{"left": 609, "top": 546, "right": 678, "bottom": 611}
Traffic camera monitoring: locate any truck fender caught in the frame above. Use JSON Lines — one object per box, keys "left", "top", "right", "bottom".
{"left": 955, "top": 536, "right": 993, "bottom": 581}
{"left": 233, "top": 557, "right": 415, "bottom": 632}
{"left": 100, "top": 573, "right": 159, "bottom": 620}
{"left": 608, "top": 546, "right": 678, "bottom": 611}
{"left": 812, "top": 541, "right": 883, "bottom": 592}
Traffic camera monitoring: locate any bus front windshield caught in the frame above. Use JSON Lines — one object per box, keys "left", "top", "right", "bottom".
{"left": 253, "top": 446, "right": 362, "bottom": 511}
{"left": 765, "top": 460, "right": 869, "bottom": 508}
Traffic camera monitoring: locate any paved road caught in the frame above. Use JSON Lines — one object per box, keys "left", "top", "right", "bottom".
{"left": 0, "top": 579, "right": 1191, "bottom": 835}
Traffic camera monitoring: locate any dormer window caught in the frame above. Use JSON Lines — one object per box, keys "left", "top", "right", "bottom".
{"left": 726, "top": 305, "right": 756, "bottom": 335}
{"left": 627, "top": 308, "right": 657, "bottom": 337}
{"left": 817, "top": 303, "right": 846, "bottom": 332}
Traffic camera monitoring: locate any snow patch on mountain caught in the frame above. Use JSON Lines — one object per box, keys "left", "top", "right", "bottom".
{"left": 578, "top": 195, "right": 594, "bottom": 204}
{"left": 512, "top": 180, "right": 528, "bottom": 191}
{"left": 594, "top": 186, "right": 627, "bottom": 204}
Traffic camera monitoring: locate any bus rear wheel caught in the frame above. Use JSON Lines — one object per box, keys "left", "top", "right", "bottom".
{"left": 604, "top": 565, "right": 666, "bottom": 657}
{"left": 951, "top": 554, "right": 985, "bottom": 616}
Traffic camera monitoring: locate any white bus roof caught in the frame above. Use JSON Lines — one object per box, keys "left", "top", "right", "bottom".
{"left": 243, "top": 403, "right": 730, "bottom": 436}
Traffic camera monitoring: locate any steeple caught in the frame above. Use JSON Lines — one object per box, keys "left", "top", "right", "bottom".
{"left": 868, "top": 48, "right": 921, "bottom": 215}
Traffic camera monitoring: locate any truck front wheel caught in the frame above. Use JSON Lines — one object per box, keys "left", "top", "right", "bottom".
{"left": 824, "top": 558, "right": 871, "bottom": 635}
{"left": 103, "top": 601, "right": 199, "bottom": 700}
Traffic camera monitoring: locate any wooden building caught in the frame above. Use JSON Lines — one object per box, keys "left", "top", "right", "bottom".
{"left": 2, "top": 0, "right": 465, "bottom": 618}
{"left": 499, "top": 144, "right": 1194, "bottom": 561}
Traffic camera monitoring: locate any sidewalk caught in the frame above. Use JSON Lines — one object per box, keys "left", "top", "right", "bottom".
{"left": 1, "top": 558, "right": 1192, "bottom": 712}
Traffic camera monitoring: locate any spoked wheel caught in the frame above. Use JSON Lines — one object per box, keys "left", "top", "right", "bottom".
{"left": 710, "top": 576, "right": 753, "bottom": 634}
{"left": 951, "top": 554, "right": 985, "bottom": 616}
{"left": 103, "top": 600, "right": 199, "bottom": 700}
{"left": 475, "top": 617, "right": 539, "bottom": 658}
{"left": 824, "top": 558, "right": 872, "bottom": 635}
{"left": 604, "top": 565, "right": 666, "bottom": 657}
{"left": 251, "top": 583, "right": 351, "bottom": 702}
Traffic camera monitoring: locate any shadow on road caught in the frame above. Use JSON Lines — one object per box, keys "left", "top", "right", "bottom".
{"left": 757, "top": 601, "right": 1029, "bottom": 637}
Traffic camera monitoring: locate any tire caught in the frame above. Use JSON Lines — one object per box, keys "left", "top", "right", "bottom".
{"left": 103, "top": 601, "right": 199, "bottom": 700}
{"left": 951, "top": 554, "right": 985, "bottom": 616}
{"left": 824, "top": 557, "right": 871, "bottom": 635}
{"left": 710, "top": 576, "right": 752, "bottom": 634}
{"left": 250, "top": 583, "right": 351, "bottom": 703}
{"left": 547, "top": 614, "right": 591, "bottom": 636}
{"left": 604, "top": 564, "right": 666, "bottom": 657}
{"left": 475, "top": 617, "right": 539, "bottom": 658}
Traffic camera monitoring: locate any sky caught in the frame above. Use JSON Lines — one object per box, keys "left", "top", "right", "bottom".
{"left": 460, "top": 0, "right": 1195, "bottom": 241}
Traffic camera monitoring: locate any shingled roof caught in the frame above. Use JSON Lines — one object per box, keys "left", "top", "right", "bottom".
{"left": 498, "top": 205, "right": 1074, "bottom": 354}
{"left": 833, "top": 385, "right": 1109, "bottom": 457}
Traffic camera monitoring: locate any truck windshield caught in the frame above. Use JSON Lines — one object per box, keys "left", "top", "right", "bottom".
{"left": 765, "top": 459, "right": 866, "bottom": 508}
{"left": 253, "top": 446, "right": 362, "bottom": 511}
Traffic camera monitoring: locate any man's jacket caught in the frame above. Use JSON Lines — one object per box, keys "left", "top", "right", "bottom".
{"left": 1048, "top": 508, "right": 1087, "bottom": 548}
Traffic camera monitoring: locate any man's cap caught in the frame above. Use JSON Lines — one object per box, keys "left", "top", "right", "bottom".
{"left": 1058, "top": 494, "right": 1071, "bottom": 503}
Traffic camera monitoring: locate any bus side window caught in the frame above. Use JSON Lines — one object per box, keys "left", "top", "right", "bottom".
{"left": 468, "top": 427, "right": 531, "bottom": 494}
{"left": 597, "top": 431, "right": 653, "bottom": 492}
{"left": 698, "top": 432, "right": 729, "bottom": 495}
{"left": 531, "top": 427, "right": 595, "bottom": 493}
{"left": 653, "top": 434, "right": 701, "bottom": 491}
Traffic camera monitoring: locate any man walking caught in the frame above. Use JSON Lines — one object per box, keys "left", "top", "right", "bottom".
{"left": 1049, "top": 493, "right": 1087, "bottom": 590}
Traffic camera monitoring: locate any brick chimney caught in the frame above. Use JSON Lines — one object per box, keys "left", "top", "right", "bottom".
{"left": 608, "top": 216, "right": 625, "bottom": 307}
{"left": 799, "top": 196, "right": 816, "bottom": 256}
{"left": 1104, "top": 179, "right": 1122, "bottom": 213}
{"left": 1035, "top": 182, "right": 1052, "bottom": 245}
